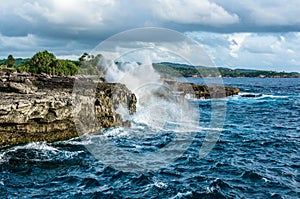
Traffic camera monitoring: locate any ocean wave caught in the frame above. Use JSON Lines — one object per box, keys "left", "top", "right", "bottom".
{"left": 1, "top": 78, "right": 299, "bottom": 198}
{"left": 169, "top": 191, "right": 192, "bottom": 199}
{"left": 238, "top": 92, "right": 289, "bottom": 99}
{"left": 241, "top": 170, "right": 263, "bottom": 181}
{"left": 0, "top": 142, "right": 84, "bottom": 164}
{"left": 225, "top": 93, "right": 291, "bottom": 103}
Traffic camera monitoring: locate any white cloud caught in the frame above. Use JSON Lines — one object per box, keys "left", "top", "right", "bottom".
{"left": 242, "top": 35, "right": 276, "bottom": 54}
{"left": 56, "top": 54, "right": 81, "bottom": 60}
{"left": 245, "top": 1, "right": 300, "bottom": 26}
{"left": 1, "top": 0, "right": 300, "bottom": 72}
{"left": 228, "top": 33, "right": 251, "bottom": 58}
{"left": 11, "top": 0, "right": 239, "bottom": 31}
{"left": 0, "top": 34, "right": 37, "bottom": 51}
{"left": 212, "top": 0, "right": 300, "bottom": 27}
{"left": 92, "top": 39, "right": 212, "bottom": 67}
{"left": 153, "top": 0, "right": 239, "bottom": 26}
{"left": 15, "top": 0, "right": 116, "bottom": 30}
{"left": 186, "top": 32, "right": 300, "bottom": 72}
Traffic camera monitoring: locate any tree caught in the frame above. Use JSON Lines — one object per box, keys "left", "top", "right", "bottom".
{"left": 65, "top": 61, "right": 79, "bottom": 76}
{"left": 78, "top": 53, "right": 104, "bottom": 75}
{"left": 6, "top": 54, "right": 16, "bottom": 68}
{"left": 30, "top": 50, "right": 56, "bottom": 74}
{"left": 53, "top": 60, "right": 79, "bottom": 76}
{"left": 79, "top": 52, "right": 89, "bottom": 62}
{"left": 18, "top": 61, "right": 30, "bottom": 72}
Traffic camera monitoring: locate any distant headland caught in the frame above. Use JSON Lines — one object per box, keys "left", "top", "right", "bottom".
{"left": 1, "top": 52, "right": 299, "bottom": 78}
{"left": 153, "top": 62, "right": 300, "bottom": 78}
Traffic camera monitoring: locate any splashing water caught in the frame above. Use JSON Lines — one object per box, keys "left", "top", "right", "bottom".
{"left": 99, "top": 57, "right": 200, "bottom": 133}
{"left": 72, "top": 28, "right": 225, "bottom": 172}
{"left": 73, "top": 56, "right": 203, "bottom": 173}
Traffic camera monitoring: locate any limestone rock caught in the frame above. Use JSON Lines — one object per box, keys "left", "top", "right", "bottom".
{"left": 164, "top": 80, "right": 240, "bottom": 99}
{"left": 0, "top": 73, "right": 137, "bottom": 147}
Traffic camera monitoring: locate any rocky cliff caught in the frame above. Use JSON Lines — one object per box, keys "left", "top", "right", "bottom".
{"left": 0, "top": 71, "right": 240, "bottom": 147}
{"left": 0, "top": 71, "right": 137, "bottom": 147}
{"left": 163, "top": 79, "right": 240, "bottom": 99}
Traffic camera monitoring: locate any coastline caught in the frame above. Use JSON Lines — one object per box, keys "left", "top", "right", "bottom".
{"left": 0, "top": 71, "right": 137, "bottom": 147}
{"left": 0, "top": 71, "right": 240, "bottom": 147}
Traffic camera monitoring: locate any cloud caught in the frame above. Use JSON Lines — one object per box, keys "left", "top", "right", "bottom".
{"left": 2, "top": 0, "right": 300, "bottom": 41}
{"left": 242, "top": 35, "right": 276, "bottom": 54}
{"left": 243, "top": 1, "right": 300, "bottom": 26}
{"left": 15, "top": 0, "right": 114, "bottom": 30}
{"left": 212, "top": 0, "right": 300, "bottom": 31}
{"left": 186, "top": 32, "right": 300, "bottom": 72}
{"left": 153, "top": 0, "right": 239, "bottom": 26}
{"left": 0, "top": 0, "right": 300, "bottom": 72}
{"left": 228, "top": 33, "right": 251, "bottom": 58}
{"left": 0, "top": 33, "right": 91, "bottom": 58}
{"left": 91, "top": 28, "right": 213, "bottom": 66}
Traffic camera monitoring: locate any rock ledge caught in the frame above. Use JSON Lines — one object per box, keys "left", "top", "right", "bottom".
{"left": 0, "top": 72, "right": 136, "bottom": 147}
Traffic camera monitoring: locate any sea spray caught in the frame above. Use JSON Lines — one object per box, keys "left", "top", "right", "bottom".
{"left": 2, "top": 78, "right": 299, "bottom": 198}
{"left": 75, "top": 56, "right": 203, "bottom": 172}
{"left": 99, "top": 57, "right": 199, "bottom": 132}
{"left": 73, "top": 28, "right": 225, "bottom": 172}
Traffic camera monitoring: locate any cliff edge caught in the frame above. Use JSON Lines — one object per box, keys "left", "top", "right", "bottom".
{"left": 0, "top": 71, "right": 136, "bottom": 147}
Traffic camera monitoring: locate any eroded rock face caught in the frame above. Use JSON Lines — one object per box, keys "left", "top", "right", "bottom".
{"left": 0, "top": 72, "right": 137, "bottom": 147}
{"left": 0, "top": 71, "right": 240, "bottom": 147}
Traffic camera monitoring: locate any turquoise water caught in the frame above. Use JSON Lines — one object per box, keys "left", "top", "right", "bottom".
{"left": 0, "top": 78, "right": 299, "bottom": 198}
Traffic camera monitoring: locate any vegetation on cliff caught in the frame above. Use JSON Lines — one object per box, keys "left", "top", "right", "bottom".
{"left": 1, "top": 52, "right": 299, "bottom": 78}
{"left": 153, "top": 62, "right": 300, "bottom": 78}
{"left": 0, "top": 51, "right": 101, "bottom": 76}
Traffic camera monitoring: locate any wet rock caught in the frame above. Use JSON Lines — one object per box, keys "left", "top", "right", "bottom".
{"left": 240, "top": 94, "right": 263, "bottom": 98}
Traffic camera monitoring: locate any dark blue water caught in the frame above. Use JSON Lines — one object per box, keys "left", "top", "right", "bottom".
{"left": 1, "top": 78, "right": 299, "bottom": 198}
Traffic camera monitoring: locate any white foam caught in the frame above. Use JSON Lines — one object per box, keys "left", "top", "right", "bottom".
{"left": 0, "top": 152, "right": 5, "bottom": 163}
{"left": 170, "top": 191, "right": 192, "bottom": 199}
{"left": 14, "top": 142, "right": 60, "bottom": 153}
{"left": 0, "top": 142, "right": 85, "bottom": 163}
{"left": 230, "top": 92, "right": 289, "bottom": 101}
{"left": 102, "top": 127, "right": 130, "bottom": 138}
{"left": 154, "top": 181, "right": 168, "bottom": 189}
{"left": 62, "top": 139, "right": 93, "bottom": 146}
{"left": 262, "top": 177, "right": 270, "bottom": 183}
{"left": 206, "top": 186, "right": 216, "bottom": 193}
{"left": 259, "top": 94, "right": 288, "bottom": 99}
{"left": 100, "top": 60, "right": 200, "bottom": 133}
{"left": 0, "top": 142, "right": 59, "bottom": 159}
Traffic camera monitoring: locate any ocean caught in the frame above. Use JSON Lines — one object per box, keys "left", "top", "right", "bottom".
{"left": 0, "top": 78, "right": 299, "bottom": 198}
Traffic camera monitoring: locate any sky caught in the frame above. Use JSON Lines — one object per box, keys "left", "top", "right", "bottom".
{"left": 0, "top": 0, "right": 300, "bottom": 72}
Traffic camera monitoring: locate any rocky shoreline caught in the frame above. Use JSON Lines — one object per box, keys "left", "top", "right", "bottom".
{"left": 0, "top": 71, "right": 137, "bottom": 147}
{"left": 0, "top": 71, "right": 240, "bottom": 147}
{"left": 164, "top": 79, "right": 240, "bottom": 99}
